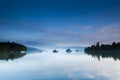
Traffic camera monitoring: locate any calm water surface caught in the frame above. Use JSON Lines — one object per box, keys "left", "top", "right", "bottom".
{"left": 0, "top": 50, "right": 120, "bottom": 80}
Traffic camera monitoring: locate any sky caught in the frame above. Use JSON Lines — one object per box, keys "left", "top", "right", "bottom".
{"left": 0, "top": 0, "right": 120, "bottom": 48}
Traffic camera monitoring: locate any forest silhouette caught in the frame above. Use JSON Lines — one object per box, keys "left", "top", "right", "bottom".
{"left": 84, "top": 42, "right": 120, "bottom": 61}
{"left": 0, "top": 42, "right": 26, "bottom": 61}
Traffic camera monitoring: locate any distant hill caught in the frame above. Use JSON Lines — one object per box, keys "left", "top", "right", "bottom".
{"left": 27, "top": 47, "right": 44, "bottom": 54}
{"left": 68, "top": 46, "right": 85, "bottom": 49}
{"left": 66, "top": 46, "right": 85, "bottom": 52}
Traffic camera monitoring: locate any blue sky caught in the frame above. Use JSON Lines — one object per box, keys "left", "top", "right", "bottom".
{"left": 0, "top": 0, "right": 120, "bottom": 47}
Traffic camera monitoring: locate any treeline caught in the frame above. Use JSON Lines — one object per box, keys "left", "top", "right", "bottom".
{"left": 85, "top": 42, "right": 120, "bottom": 52}
{"left": 84, "top": 42, "right": 120, "bottom": 61}
{"left": 0, "top": 41, "right": 26, "bottom": 51}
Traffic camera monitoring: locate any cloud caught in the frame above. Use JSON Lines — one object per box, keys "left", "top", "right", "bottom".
{"left": 32, "top": 22, "right": 120, "bottom": 47}
{"left": 99, "top": 23, "right": 120, "bottom": 36}
{"left": 0, "top": 21, "right": 120, "bottom": 47}
{"left": 36, "top": 29, "right": 83, "bottom": 46}
{"left": 66, "top": 23, "right": 120, "bottom": 46}
{"left": 92, "top": 23, "right": 120, "bottom": 43}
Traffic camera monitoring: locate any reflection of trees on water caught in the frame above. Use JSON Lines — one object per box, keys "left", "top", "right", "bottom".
{"left": 85, "top": 51, "right": 120, "bottom": 61}
{"left": 84, "top": 42, "right": 120, "bottom": 61}
{"left": 0, "top": 51, "right": 26, "bottom": 61}
{"left": 0, "top": 42, "right": 27, "bottom": 61}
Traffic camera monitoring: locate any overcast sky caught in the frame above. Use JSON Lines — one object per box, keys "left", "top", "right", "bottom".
{"left": 0, "top": 0, "right": 120, "bottom": 47}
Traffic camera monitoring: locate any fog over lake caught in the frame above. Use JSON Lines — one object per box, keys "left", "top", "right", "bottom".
{"left": 0, "top": 50, "right": 120, "bottom": 80}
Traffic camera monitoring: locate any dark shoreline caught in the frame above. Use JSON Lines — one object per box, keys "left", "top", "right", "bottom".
{"left": 0, "top": 42, "right": 27, "bottom": 60}
{"left": 84, "top": 42, "right": 120, "bottom": 61}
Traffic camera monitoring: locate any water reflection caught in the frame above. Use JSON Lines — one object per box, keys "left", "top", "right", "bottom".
{"left": 0, "top": 52, "right": 120, "bottom": 80}
{"left": 0, "top": 50, "right": 26, "bottom": 61}
{"left": 85, "top": 51, "right": 120, "bottom": 61}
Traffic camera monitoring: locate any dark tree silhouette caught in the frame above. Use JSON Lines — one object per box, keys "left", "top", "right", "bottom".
{"left": 96, "top": 42, "right": 100, "bottom": 48}
{"left": 0, "top": 41, "right": 27, "bottom": 60}
{"left": 84, "top": 42, "right": 120, "bottom": 61}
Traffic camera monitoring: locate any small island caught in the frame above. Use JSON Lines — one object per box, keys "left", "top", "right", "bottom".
{"left": 0, "top": 42, "right": 27, "bottom": 60}
{"left": 53, "top": 50, "right": 58, "bottom": 53}
{"left": 84, "top": 42, "right": 120, "bottom": 60}
{"left": 66, "top": 49, "right": 72, "bottom": 53}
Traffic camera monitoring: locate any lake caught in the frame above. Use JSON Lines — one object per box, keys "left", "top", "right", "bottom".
{"left": 0, "top": 49, "right": 120, "bottom": 80}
